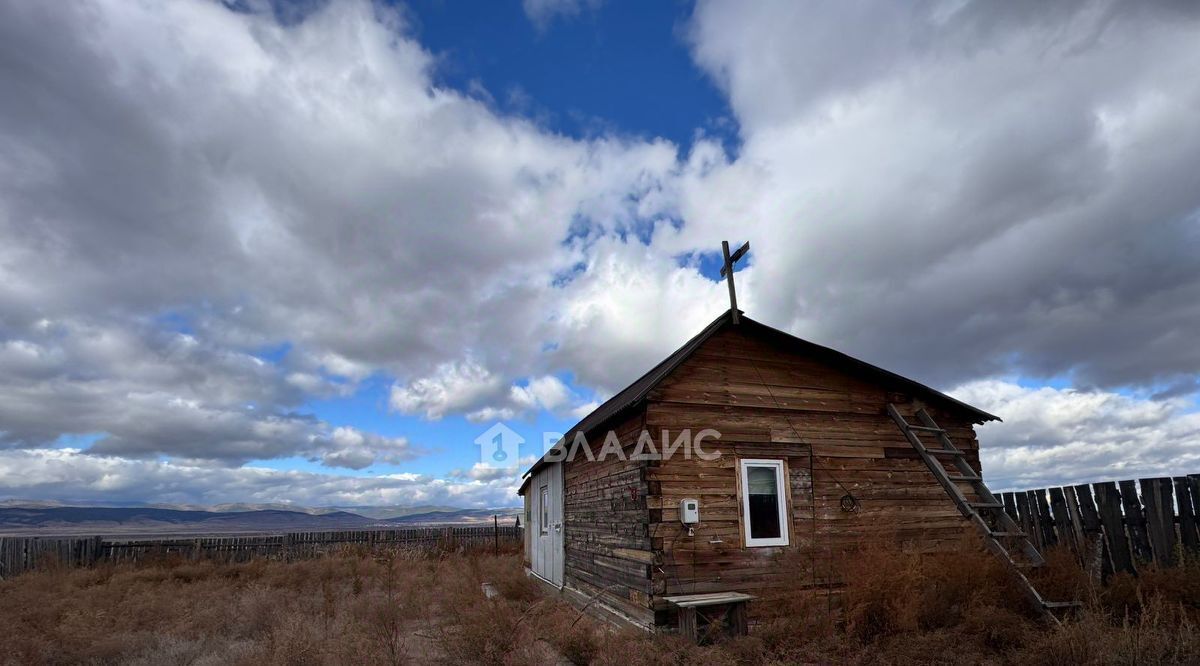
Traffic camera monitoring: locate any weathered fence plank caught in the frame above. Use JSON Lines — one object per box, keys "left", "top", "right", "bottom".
{"left": 0, "top": 524, "right": 524, "bottom": 579}
{"left": 1002, "top": 492, "right": 1018, "bottom": 523}
{"left": 1062, "top": 488, "right": 1086, "bottom": 548}
{"left": 1094, "top": 481, "right": 1135, "bottom": 575}
{"left": 1018, "top": 476, "right": 1200, "bottom": 571}
{"left": 1047, "top": 487, "right": 1074, "bottom": 553}
{"left": 1015, "top": 492, "right": 1037, "bottom": 549}
{"left": 1072, "top": 484, "right": 1102, "bottom": 534}
{"left": 1118, "top": 479, "right": 1153, "bottom": 564}
{"left": 1034, "top": 490, "right": 1057, "bottom": 548}
{"left": 1140, "top": 478, "right": 1177, "bottom": 567}
{"left": 1175, "top": 476, "right": 1200, "bottom": 554}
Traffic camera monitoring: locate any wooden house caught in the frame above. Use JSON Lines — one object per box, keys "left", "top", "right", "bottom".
{"left": 518, "top": 309, "right": 1066, "bottom": 632}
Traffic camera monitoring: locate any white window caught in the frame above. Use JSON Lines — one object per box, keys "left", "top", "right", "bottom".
{"left": 539, "top": 485, "right": 549, "bottom": 535}
{"left": 739, "top": 459, "right": 789, "bottom": 547}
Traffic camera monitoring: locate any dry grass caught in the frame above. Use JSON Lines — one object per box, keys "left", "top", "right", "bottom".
{"left": 1, "top": 538, "right": 1198, "bottom": 665}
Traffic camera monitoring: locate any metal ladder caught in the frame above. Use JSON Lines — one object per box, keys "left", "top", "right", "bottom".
{"left": 887, "top": 404, "right": 1080, "bottom": 621}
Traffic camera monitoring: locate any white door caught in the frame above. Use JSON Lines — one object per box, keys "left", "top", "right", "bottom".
{"left": 531, "top": 462, "right": 564, "bottom": 586}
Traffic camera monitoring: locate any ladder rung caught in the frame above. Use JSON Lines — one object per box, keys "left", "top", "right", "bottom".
{"left": 989, "top": 531, "right": 1025, "bottom": 538}
{"left": 927, "top": 449, "right": 965, "bottom": 457}
{"left": 908, "top": 425, "right": 945, "bottom": 433}
{"left": 1013, "top": 562, "right": 1042, "bottom": 569}
{"left": 1043, "top": 601, "right": 1082, "bottom": 609}
{"left": 948, "top": 474, "right": 981, "bottom": 482}
{"left": 969, "top": 501, "right": 1005, "bottom": 509}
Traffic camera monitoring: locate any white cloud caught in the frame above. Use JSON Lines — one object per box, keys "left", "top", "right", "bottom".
{"left": 522, "top": 0, "right": 603, "bottom": 31}
{"left": 389, "top": 360, "right": 506, "bottom": 420}
{"left": 0, "top": 448, "right": 516, "bottom": 508}
{"left": 2, "top": 0, "right": 1200, "bottom": 504}
{"left": 311, "top": 427, "right": 421, "bottom": 471}
{"left": 677, "top": 0, "right": 1200, "bottom": 388}
{"left": 954, "top": 380, "right": 1200, "bottom": 490}
{"left": 392, "top": 367, "right": 588, "bottom": 423}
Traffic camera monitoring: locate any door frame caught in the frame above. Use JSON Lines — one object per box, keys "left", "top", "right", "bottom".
{"left": 530, "top": 462, "right": 564, "bottom": 587}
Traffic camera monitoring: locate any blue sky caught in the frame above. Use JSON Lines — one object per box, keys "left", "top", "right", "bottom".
{"left": 1, "top": 0, "right": 1199, "bottom": 508}
{"left": 254, "top": 0, "right": 731, "bottom": 483}
{"left": 410, "top": 0, "right": 735, "bottom": 151}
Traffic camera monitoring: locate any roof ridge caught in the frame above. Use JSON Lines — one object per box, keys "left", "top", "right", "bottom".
{"left": 521, "top": 309, "right": 997, "bottom": 482}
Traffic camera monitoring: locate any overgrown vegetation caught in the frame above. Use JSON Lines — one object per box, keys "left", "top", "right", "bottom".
{"left": 1, "top": 538, "right": 1198, "bottom": 665}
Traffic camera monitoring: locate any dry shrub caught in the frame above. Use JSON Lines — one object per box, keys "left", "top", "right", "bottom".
{"left": 426, "top": 553, "right": 546, "bottom": 665}
{"left": 587, "top": 629, "right": 737, "bottom": 666}
{"left": 961, "top": 603, "right": 1031, "bottom": 651}
{"left": 4, "top": 539, "right": 1200, "bottom": 665}
{"left": 1124, "top": 554, "right": 1200, "bottom": 617}
{"left": 837, "top": 533, "right": 1045, "bottom": 642}
{"left": 1027, "top": 544, "right": 1094, "bottom": 604}
{"left": 1016, "top": 596, "right": 1200, "bottom": 666}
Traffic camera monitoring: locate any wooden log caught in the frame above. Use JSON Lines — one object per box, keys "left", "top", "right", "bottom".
{"left": 1095, "top": 481, "right": 1134, "bottom": 575}
{"left": 1174, "top": 476, "right": 1200, "bottom": 554}
{"left": 1140, "top": 478, "right": 1177, "bottom": 567}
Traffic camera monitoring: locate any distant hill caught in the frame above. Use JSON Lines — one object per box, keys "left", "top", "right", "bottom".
{"left": 0, "top": 504, "right": 523, "bottom": 536}
{"left": 0, "top": 506, "right": 375, "bottom": 535}
{"left": 321, "top": 504, "right": 463, "bottom": 520}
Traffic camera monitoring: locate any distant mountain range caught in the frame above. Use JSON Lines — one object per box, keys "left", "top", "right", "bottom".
{"left": 0, "top": 503, "right": 522, "bottom": 536}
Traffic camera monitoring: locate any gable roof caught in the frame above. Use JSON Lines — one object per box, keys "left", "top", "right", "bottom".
{"left": 520, "top": 309, "right": 999, "bottom": 486}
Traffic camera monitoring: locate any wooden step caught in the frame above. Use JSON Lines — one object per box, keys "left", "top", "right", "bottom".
{"left": 969, "top": 501, "right": 1005, "bottom": 509}
{"left": 926, "top": 449, "right": 965, "bottom": 457}
{"left": 988, "top": 531, "right": 1026, "bottom": 538}
{"left": 907, "top": 425, "right": 945, "bottom": 433}
{"left": 1043, "top": 601, "right": 1083, "bottom": 609}
{"left": 948, "top": 474, "right": 982, "bottom": 482}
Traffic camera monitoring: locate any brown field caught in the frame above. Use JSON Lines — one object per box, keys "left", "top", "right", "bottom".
{"left": 1, "top": 538, "right": 1198, "bottom": 665}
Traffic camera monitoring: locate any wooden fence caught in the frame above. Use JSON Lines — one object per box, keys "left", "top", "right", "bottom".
{"left": 0, "top": 525, "right": 523, "bottom": 579}
{"left": 1004, "top": 474, "right": 1199, "bottom": 576}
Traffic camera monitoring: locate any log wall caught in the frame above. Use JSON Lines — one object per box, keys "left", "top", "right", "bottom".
{"left": 644, "top": 326, "right": 985, "bottom": 625}
{"left": 561, "top": 412, "right": 656, "bottom": 627}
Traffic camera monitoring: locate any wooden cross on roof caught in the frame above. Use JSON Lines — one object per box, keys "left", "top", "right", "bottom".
{"left": 720, "top": 240, "right": 749, "bottom": 324}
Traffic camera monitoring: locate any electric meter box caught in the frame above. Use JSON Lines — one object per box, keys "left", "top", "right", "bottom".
{"left": 679, "top": 498, "right": 700, "bottom": 524}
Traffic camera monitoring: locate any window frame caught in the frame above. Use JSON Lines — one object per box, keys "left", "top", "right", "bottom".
{"left": 738, "top": 458, "right": 790, "bottom": 548}
{"left": 539, "top": 485, "right": 550, "bottom": 535}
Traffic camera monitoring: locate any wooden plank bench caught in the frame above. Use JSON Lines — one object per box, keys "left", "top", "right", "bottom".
{"left": 663, "top": 592, "right": 754, "bottom": 643}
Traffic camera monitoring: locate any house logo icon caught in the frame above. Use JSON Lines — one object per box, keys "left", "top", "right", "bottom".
{"left": 475, "top": 422, "right": 523, "bottom": 469}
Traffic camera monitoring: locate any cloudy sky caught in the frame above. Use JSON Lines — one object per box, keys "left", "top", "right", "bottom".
{"left": 1, "top": 0, "right": 1198, "bottom": 509}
